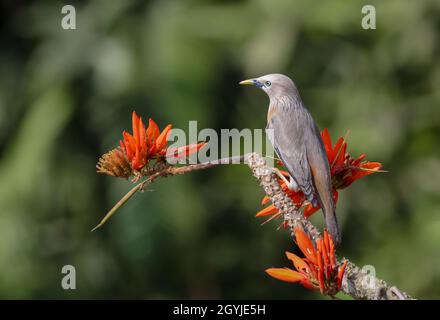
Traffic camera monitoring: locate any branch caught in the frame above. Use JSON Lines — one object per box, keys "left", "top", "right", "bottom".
{"left": 246, "top": 153, "right": 414, "bottom": 300}
{"left": 94, "top": 152, "right": 414, "bottom": 299}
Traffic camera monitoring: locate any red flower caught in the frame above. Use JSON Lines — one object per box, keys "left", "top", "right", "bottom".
{"left": 321, "top": 128, "right": 382, "bottom": 189}
{"left": 119, "top": 112, "right": 149, "bottom": 171}
{"left": 257, "top": 128, "right": 383, "bottom": 219}
{"left": 266, "top": 228, "right": 347, "bottom": 295}
{"left": 98, "top": 111, "right": 207, "bottom": 178}
{"left": 119, "top": 112, "right": 175, "bottom": 171}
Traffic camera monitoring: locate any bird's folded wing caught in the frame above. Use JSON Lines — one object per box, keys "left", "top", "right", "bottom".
{"left": 267, "top": 114, "right": 318, "bottom": 206}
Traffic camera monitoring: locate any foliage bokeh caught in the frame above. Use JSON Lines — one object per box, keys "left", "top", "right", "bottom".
{"left": 0, "top": 0, "right": 439, "bottom": 299}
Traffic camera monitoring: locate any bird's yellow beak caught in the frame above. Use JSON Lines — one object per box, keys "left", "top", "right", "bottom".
{"left": 239, "top": 79, "right": 256, "bottom": 86}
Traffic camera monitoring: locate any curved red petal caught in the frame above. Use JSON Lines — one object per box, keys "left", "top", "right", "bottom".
{"left": 321, "top": 128, "right": 333, "bottom": 162}
{"left": 132, "top": 112, "right": 140, "bottom": 143}
{"left": 261, "top": 195, "right": 270, "bottom": 205}
{"left": 323, "top": 230, "right": 334, "bottom": 272}
{"left": 360, "top": 161, "right": 382, "bottom": 170}
{"left": 317, "top": 251, "right": 325, "bottom": 293}
{"left": 156, "top": 124, "right": 173, "bottom": 152}
{"left": 167, "top": 142, "right": 207, "bottom": 159}
{"left": 300, "top": 278, "right": 317, "bottom": 290}
{"left": 122, "top": 131, "right": 135, "bottom": 160}
{"left": 331, "top": 137, "right": 344, "bottom": 166}
{"left": 348, "top": 162, "right": 383, "bottom": 183}
{"left": 318, "top": 238, "right": 330, "bottom": 279}
{"left": 256, "top": 205, "right": 278, "bottom": 217}
{"left": 352, "top": 153, "right": 366, "bottom": 166}
{"left": 329, "top": 233, "right": 336, "bottom": 267}
{"left": 286, "top": 251, "right": 311, "bottom": 274}
{"left": 335, "top": 142, "right": 347, "bottom": 167}
{"left": 265, "top": 268, "right": 307, "bottom": 283}
{"left": 146, "top": 118, "right": 160, "bottom": 141}
{"left": 337, "top": 261, "right": 348, "bottom": 289}
{"left": 294, "top": 227, "right": 317, "bottom": 265}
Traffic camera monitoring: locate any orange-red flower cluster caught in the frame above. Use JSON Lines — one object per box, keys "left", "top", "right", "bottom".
{"left": 119, "top": 112, "right": 172, "bottom": 171}
{"left": 97, "top": 111, "right": 206, "bottom": 178}
{"left": 266, "top": 228, "right": 347, "bottom": 295}
{"left": 257, "top": 128, "right": 383, "bottom": 219}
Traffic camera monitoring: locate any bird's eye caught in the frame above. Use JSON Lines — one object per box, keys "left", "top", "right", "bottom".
{"left": 265, "top": 81, "right": 272, "bottom": 87}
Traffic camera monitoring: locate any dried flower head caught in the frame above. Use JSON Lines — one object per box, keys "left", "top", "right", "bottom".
{"left": 96, "top": 148, "right": 132, "bottom": 178}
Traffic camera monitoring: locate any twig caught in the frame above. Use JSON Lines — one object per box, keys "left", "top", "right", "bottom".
{"left": 92, "top": 155, "right": 248, "bottom": 231}
{"left": 91, "top": 175, "right": 158, "bottom": 231}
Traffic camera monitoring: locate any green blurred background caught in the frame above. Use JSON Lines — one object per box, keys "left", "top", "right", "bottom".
{"left": 0, "top": 0, "right": 439, "bottom": 299}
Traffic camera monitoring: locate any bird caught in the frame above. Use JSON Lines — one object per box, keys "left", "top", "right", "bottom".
{"left": 240, "top": 74, "right": 341, "bottom": 245}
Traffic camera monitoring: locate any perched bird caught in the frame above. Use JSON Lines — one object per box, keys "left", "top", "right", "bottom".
{"left": 240, "top": 74, "right": 341, "bottom": 245}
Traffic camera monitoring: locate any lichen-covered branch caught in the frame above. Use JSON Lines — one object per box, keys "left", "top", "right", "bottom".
{"left": 94, "top": 152, "right": 414, "bottom": 299}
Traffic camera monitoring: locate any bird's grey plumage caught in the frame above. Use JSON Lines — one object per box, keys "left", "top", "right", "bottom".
{"left": 268, "top": 97, "right": 318, "bottom": 206}
{"left": 241, "top": 74, "right": 341, "bottom": 245}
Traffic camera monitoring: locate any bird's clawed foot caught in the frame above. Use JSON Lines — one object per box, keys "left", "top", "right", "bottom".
{"left": 272, "top": 168, "right": 299, "bottom": 192}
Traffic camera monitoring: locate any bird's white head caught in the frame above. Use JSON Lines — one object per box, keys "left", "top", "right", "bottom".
{"left": 239, "top": 73, "right": 298, "bottom": 98}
